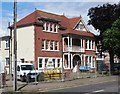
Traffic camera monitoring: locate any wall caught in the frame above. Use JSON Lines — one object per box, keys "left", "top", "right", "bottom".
{"left": 34, "top": 26, "right": 62, "bottom": 69}
{"left": 17, "top": 26, "right": 35, "bottom": 63}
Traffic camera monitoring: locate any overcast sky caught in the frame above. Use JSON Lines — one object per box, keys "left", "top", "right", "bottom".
{"left": 0, "top": 0, "right": 119, "bottom": 37}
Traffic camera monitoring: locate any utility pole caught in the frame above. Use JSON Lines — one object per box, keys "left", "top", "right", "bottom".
{"left": 13, "top": 0, "right": 17, "bottom": 91}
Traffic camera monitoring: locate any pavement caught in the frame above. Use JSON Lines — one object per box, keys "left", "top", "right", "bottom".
{"left": 0, "top": 73, "right": 119, "bottom": 93}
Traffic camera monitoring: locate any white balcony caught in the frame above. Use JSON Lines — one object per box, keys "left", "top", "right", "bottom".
{"left": 64, "top": 46, "right": 85, "bottom": 52}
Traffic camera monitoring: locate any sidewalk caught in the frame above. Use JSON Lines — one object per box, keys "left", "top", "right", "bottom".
{"left": 1, "top": 75, "right": 118, "bottom": 93}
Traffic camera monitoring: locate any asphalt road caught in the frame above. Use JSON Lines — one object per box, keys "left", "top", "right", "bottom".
{"left": 50, "top": 80, "right": 119, "bottom": 93}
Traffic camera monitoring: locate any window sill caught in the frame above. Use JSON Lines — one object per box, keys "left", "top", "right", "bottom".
{"left": 85, "top": 49, "right": 95, "bottom": 51}
{"left": 42, "top": 49, "right": 59, "bottom": 52}
{"left": 43, "top": 30, "right": 58, "bottom": 34}
{"left": 4, "top": 48, "right": 9, "bottom": 50}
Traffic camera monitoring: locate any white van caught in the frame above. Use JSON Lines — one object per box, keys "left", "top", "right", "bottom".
{"left": 12, "top": 63, "right": 40, "bottom": 82}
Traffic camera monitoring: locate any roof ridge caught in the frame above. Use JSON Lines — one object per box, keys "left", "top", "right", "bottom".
{"left": 36, "top": 10, "right": 63, "bottom": 17}
{"left": 68, "top": 16, "right": 81, "bottom": 19}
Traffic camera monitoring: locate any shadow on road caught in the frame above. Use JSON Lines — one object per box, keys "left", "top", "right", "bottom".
{"left": 17, "top": 83, "right": 28, "bottom": 91}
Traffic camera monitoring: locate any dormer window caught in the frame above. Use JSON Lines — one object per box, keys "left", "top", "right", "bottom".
{"left": 43, "top": 22, "right": 46, "bottom": 31}
{"left": 75, "top": 21, "right": 86, "bottom": 31}
{"left": 50, "top": 23, "right": 52, "bottom": 31}
{"left": 54, "top": 24, "right": 58, "bottom": 33}
{"left": 46, "top": 22, "right": 49, "bottom": 31}
{"left": 43, "top": 21, "right": 58, "bottom": 33}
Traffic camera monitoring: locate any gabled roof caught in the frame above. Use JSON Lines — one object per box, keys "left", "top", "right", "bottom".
{"left": 60, "top": 28, "right": 94, "bottom": 37}
{"left": 68, "top": 17, "right": 81, "bottom": 29}
{"left": 10, "top": 10, "right": 95, "bottom": 37}
{"left": 15, "top": 11, "right": 37, "bottom": 27}
{"left": 0, "top": 36, "right": 11, "bottom": 40}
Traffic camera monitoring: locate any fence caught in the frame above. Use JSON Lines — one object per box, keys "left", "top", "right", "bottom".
{"left": 43, "top": 68, "right": 62, "bottom": 80}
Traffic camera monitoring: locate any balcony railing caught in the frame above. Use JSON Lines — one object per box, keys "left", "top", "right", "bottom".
{"left": 64, "top": 46, "right": 85, "bottom": 52}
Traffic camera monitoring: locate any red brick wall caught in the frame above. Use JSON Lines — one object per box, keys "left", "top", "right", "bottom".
{"left": 34, "top": 25, "right": 62, "bottom": 69}
{"left": 85, "top": 50, "right": 96, "bottom": 55}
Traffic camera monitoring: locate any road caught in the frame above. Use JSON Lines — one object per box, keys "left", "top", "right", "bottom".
{"left": 50, "top": 81, "right": 119, "bottom": 93}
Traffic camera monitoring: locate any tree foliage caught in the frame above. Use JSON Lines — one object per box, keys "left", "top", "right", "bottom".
{"left": 103, "top": 18, "right": 120, "bottom": 58}
{"left": 87, "top": 3, "right": 120, "bottom": 36}
{"left": 88, "top": 2, "right": 120, "bottom": 74}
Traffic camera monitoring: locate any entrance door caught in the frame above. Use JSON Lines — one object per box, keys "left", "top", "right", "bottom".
{"left": 73, "top": 55, "right": 81, "bottom": 72}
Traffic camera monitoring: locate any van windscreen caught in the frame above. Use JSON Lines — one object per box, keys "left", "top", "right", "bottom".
{"left": 21, "top": 65, "right": 35, "bottom": 70}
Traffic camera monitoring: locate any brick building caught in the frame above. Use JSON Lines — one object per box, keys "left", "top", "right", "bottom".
{"left": 9, "top": 10, "right": 96, "bottom": 73}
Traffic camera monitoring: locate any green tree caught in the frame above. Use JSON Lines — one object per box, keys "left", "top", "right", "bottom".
{"left": 88, "top": 2, "right": 120, "bottom": 74}
{"left": 102, "top": 18, "right": 120, "bottom": 74}
{"left": 88, "top": 3, "right": 120, "bottom": 37}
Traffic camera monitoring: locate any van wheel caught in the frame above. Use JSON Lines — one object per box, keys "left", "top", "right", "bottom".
{"left": 20, "top": 76, "right": 24, "bottom": 82}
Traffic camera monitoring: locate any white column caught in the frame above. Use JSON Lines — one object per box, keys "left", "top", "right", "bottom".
{"left": 53, "top": 41, "right": 55, "bottom": 50}
{"left": 71, "top": 54, "right": 73, "bottom": 69}
{"left": 81, "top": 39, "right": 82, "bottom": 48}
{"left": 55, "top": 59, "right": 57, "bottom": 68}
{"left": 91, "top": 56, "right": 93, "bottom": 68}
{"left": 68, "top": 37, "right": 69, "bottom": 47}
{"left": 87, "top": 40, "right": 89, "bottom": 49}
{"left": 60, "top": 58, "right": 62, "bottom": 68}
{"left": 87, "top": 56, "right": 89, "bottom": 66}
{"left": 84, "top": 55, "right": 86, "bottom": 66}
{"left": 62, "top": 37, "right": 64, "bottom": 52}
{"left": 44, "top": 40, "right": 46, "bottom": 50}
{"left": 68, "top": 53, "right": 70, "bottom": 69}
{"left": 70, "top": 37, "right": 72, "bottom": 47}
{"left": 91, "top": 40, "right": 92, "bottom": 49}
{"left": 81, "top": 55, "right": 82, "bottom": 65}
{"left": 42, "top": 58, "right": 45, "bottom": 69}
{"left": 94, "top": 57, "right": 96, "bottom": 68}
{"left": 63, "top": 54, "right": 65, "bottom": 68}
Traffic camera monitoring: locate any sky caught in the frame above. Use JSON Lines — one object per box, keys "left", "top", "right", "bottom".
{"left": 0, "top": 0, "right": 119, "bottom": 37}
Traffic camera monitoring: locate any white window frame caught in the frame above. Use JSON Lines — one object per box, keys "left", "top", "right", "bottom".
{"left": 50, "top": 41, "right": 54, "bottom": 50}
{"left": 57, "top": 59, "right": 61, "bottom": 68}
{"left": 55, "top": 41, "right": 59, "bottom": 51}
{"left": 52, "top": 24, "right": 54, "bottom": 32}
{"left": 43, "top": 22, "right": 58, "bottom": 33}
{"left": 42, "top": 39, "right": 46, "bottom": 50}
{"left": 38, "top": 57, "right": 62, "bottom": 70}
{"left": 43, "top": 22, "right": 46, "bottom": 31}
{"left": 38, "top": 58, "right": 43, "bottom": 68}
{"left": 55, "top": 24, "right": 58, "bottom": 33}
{"left": 46, "top": 40, "right": 50, "bottom": 50}
{"left": 6, "top": 57, "right": 10, "bottom": 65}
{"left": 87, "top": 40, "right": 89, "bottom": 49}
{"left": 92, "top": 40, "right": 94, "bottom": 50}
{"left": 5, "top": 40, "right": 9, "bottom": 48}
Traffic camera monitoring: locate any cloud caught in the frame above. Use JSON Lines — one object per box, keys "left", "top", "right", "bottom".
{"left": 1, "top": 1, "right": 118, "bottom": 36}
{"left": 1, "top": 2, "right": 101, "bottom": 36}
{"left": 0, "top": 28, "right": 9, "bottom": 37}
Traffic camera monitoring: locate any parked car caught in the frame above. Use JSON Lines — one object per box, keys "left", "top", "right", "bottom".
{"left": 12, "top": 63, "right": 40, "bottom": 82}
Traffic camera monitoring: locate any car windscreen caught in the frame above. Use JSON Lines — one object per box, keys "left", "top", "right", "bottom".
{"left": 21, "top": 65, "right": 35, "bottom": 70}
